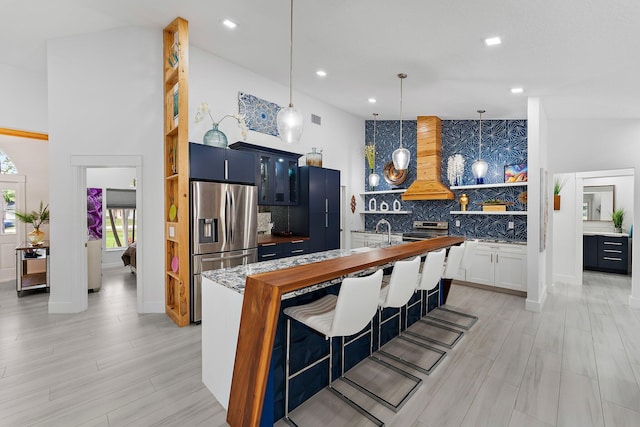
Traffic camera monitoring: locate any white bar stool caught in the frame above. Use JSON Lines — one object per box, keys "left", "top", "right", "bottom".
{"left": 342, "top": 256, "right": 423, "bottom": 412}
{"left": 441, "top": 244, "right": 465, "bottom": 303}
{"left": 379, "top": 250, "right": 448, "bottom": 374}
{"left": 282, "top": 269, "right": 384, "bottom": 426}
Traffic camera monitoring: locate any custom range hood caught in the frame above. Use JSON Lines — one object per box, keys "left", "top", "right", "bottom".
{"left": 402, "top": 116, "right": 455, "bottom": 201}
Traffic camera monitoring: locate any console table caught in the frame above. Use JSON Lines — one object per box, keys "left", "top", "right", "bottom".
{"left": 16, "top": 240, "right": 50, "bottom": 297}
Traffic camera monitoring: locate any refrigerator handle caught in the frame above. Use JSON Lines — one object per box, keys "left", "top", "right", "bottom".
{"left": 224, "top": 159, "right": 229, "bottom": 180}
{"left": 225, "top": 190, "right": 231, "bottom": 243}
{"left": 229, "top": 189, "right": 235, "bottom": 242}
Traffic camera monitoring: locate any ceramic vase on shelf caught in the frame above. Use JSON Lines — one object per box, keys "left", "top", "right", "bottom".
{"left": 459, "top": 193, "right": 469, "bottom": 211}
{"left": 203, "top": 123, "right": 228, "bottom": 148}
{"left": 28, "top": 228, "right": 45, "bottom": 246}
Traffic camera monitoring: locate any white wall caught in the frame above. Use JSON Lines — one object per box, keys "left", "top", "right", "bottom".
{"left": 552, "top": 172, "right": 580, "bottom": 285}
{"left": 43, "top": 27, "right": 365, "bottom": 314}
{"left": 189, "top": 46, "right": 365, "bottom": 243}
{"left": 47, "top": 27, "right": 163, "bottom": 313}
{"left": 0, "top": 64, "right": 48, "bottom": 133}
{"left": 526, "top": 97, "right": 550, "bottom": 312}
{"left": 548, "top": 119, "right": 640, "bottom": 308}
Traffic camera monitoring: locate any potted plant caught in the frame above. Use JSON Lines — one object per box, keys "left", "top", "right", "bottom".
{"left": 612, "top": 208, "right": 624, "bottom": 233}
{"left": 553, "top": 177, "right": 566, "bottom": 210}
{"left": 15, "top": 201, "right": 50, "bottom": 245}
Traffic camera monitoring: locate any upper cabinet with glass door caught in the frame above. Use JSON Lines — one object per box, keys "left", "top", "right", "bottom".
{"left": 230, "top": 142, "right": 302, "bottom": 206}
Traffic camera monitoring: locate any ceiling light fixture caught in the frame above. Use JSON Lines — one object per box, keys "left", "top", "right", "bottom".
{"left": 511, "top": 87, "right": 524, "bottom": 94}
{"left": 368, "top": 113, "right": 380, "bottom": 189}
{"left": 222, "top": 19, "right": 237, "bottom": 29}
{"left": 276, "top": 0, "right": 304, "bottom": 144}
{"left": 368, "top": 98, "right": 377, "bottom": 104}
{"left": 316, "top": 70, "right": 327, "bottom": 77}
{"left": 392, "top": 73, "right": 410, "bottom": 171}
{"left": 484, "top": 36, "right": 501, "bottom": 46}
{"left": 471, "top": 109, "right": 488, "bottom": 184}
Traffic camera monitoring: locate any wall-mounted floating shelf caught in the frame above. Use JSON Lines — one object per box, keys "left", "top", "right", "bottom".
{"left": 450, "top": 182, "right": 528, "bottom": 190}
{"left": 450, "top": 211, "right": 528, "bottom": 216}
{"left": 360, "top": 189, "right": 407, "bottom": 195}
{"left": 362, "top": 210, "right": 412, "bottom": 215}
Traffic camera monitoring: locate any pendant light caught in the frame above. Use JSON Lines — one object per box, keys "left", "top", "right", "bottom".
{"left": 368, "top": 113, "right": 380, "bottom": 189}
{"left": 471, "top": 109, "right": 488, "bottom": 184}
{"left": 392, "top": 73, "right": 410, "bottom": 170}
{"left": 276, "top": 0, "right": 304, "bottom": 144}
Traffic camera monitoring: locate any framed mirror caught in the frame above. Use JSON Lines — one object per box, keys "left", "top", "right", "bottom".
{"left": 582, "top": 185, "right": 614, "bottom": 221}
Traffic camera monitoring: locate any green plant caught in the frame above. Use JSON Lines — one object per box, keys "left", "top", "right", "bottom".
{"left": 611, "top": 208, "right": 625, "bottom": 229}
{"left": 15, "top": 201, "right": 50, "bottom": 230}
{"left": 554, "top": 177, "right": 567, "bottom": 195}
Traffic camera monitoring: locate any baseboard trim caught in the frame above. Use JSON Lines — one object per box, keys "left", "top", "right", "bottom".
{"left": 526, "top": 289, "right": 547, "bottom": 312}
{"left": 629, "top": 295, "right": 640, "bottom": 309}
{"left": 139, "top": 301, "right": 165, "bottom": 314}
{"left": 453, "top": 280, "right": 527, "bottom": 297}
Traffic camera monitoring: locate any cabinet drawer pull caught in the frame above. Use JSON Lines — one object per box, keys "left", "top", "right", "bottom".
{"left": 603, "top": 256, "right": 622, "bottom": 261}
{"left": 261, "top": 253, "right": 277, "bottom": 258}
{"left": 261, "top": 243, "right": 277, "bottom": 246}
{"left": 291, "top": 249, "right": 304, "bottom": 254}
{"left": 603, "top": 249, "right": 622, "bottom": 253}
{"left": 291, "top": 240, "right": 304, "bottom": 244}
{"left": 496, "top": 254, "right": 499, "bottom": 263}
{"left": 603, "top": 242, "right": 623, "bottom": 246}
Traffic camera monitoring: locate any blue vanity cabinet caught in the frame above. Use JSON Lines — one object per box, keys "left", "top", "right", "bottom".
{"left": 583, "top": 234, "right": 629, "bottom": 274}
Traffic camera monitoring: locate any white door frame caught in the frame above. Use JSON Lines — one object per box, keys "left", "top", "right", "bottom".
{"left": 0, "top": 175, "right": 26, "bottom": 281}
{"left": 71, "top": 155, "right": 143, "bottom": 312}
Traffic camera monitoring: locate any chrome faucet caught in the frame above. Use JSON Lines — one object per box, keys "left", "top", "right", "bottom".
{"left": 375, "top": 219, "right": 392, "bottom": 244}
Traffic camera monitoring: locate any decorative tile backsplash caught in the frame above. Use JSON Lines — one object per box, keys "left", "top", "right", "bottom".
{"left": 363, "top": 119, "right": 528, "bottom": 241}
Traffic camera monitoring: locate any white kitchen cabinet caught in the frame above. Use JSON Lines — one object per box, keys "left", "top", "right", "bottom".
{"left": 351, "top": 232, "right": 401, "bottom": 248}
{"left": 466, "top": 242, "right": 527, "bottom": 292}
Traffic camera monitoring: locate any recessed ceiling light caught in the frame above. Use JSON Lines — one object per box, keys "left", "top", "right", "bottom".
{"left": 511, "top": 87, "right": 524, "bottom": 94}
{"left": 484, "top": 36, "right": 501, "bottom": 46}
{"left": 368, "top": 98, "right": 377, "bottom": 104}
{"left": 316, "top": 70, "right": 327, "bottom": 77}
{"left": 222, "top": 19, "right": 237, "bottom": 29}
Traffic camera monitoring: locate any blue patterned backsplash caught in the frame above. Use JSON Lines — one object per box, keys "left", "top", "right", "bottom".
{"left": 363, "top": 119, "right": 528, "bottom": 241}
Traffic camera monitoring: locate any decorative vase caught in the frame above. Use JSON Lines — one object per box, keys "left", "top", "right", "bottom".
{"left": 306, "top": 147, "right": 323, "bottom": 167}
{"left": 459, "top": 193, "right": 469, "bottom": 211}
{"left": 553, "top": 194, "right": 560, "bottom": 210}
{"left": 203, "top": 123, "right": 228, "bottom": 148}
{"left": 28, "top": 228, "right": 45, "bottom": 245}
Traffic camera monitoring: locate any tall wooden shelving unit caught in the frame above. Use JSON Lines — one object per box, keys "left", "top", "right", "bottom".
{"left": 163, "top": 18, "right": 190, "bottom": 326}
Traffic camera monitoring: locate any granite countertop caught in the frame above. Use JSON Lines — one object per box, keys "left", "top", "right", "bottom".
{"left": 475, "top": 238, "right": 527, "bottom": 246}
{"left": 583, "top": 231, "right": 630, "bottom": 238}
{"left": 203, "top": 242, "right": 402, "bottom": 299}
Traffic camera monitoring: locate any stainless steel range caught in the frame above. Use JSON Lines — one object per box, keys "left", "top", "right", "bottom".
{"left": 402, "top": 221, "right": 449, "bottom": 242}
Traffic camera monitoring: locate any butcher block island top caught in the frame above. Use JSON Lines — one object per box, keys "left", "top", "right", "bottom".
{"left": 224, "top": 236, "right": 465, "bottom": 427}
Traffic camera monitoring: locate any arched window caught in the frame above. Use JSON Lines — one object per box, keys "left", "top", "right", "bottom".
{"left": 0, "top": 151, "right": 18, "bottom": 174}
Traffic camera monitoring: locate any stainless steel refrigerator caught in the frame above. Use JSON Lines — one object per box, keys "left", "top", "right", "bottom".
{"left": 191, "top": 181, "right": 258, "bottom": 323}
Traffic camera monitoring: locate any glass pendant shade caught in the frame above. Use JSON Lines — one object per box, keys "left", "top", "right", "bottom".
{"left": 368, "top": 172, "right": 380, "bottom": 188}
{"left": 472, "top": 159, "right": 488, "bottom": 184}
{"left": 392, "top": 147, "right": 410, "bottom": 171}
{"left": 276, "top": 106, "right": 304, "bottom": 144}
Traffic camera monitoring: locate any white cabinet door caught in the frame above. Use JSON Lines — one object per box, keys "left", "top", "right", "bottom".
{"left": 494, "top": 250, "right": 526, "bottom": 291}
{"left": 351, "top": 233, "right": 366, "bottom": 249}
{"left": 467, "top": 248, "right": 494, "bottom": 285}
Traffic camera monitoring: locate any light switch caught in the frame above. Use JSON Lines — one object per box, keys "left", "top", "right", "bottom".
{"left": 455, "top": 220, "right": 460, "bottom": 227}
{"left": 169, "top": 226, "right": 175, "bottom": 237}
{"left": 508, "top": 221, "right": 514, "bottom": 230}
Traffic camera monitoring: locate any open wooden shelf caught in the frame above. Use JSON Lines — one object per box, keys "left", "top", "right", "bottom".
{"left": 163, "top": 17, "right": 190, "bottom": 327}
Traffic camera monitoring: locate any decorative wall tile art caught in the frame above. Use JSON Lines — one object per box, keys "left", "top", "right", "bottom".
{"left": 238, "top": 92, "right": 281, "bottom": 137}
{"left": 363, "top": 119, "right": 528, "bottom": 241}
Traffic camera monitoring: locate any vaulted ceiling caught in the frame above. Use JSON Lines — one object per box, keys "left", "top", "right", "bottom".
{"left": 3, "top": 0, "right": 640, "bottom": 120}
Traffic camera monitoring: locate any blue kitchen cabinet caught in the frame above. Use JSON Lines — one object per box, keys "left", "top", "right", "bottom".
{"left": 291, "top": 166, "right": 341, "bottom": 253}
{"left": 189, "top": 142, "right": 255, "bottom": 184}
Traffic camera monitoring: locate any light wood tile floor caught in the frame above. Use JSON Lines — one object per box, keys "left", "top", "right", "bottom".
{"left": 1, "top": 268, "right": 639, "bottom": 426}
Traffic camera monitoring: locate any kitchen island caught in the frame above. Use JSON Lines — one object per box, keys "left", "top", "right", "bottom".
{"left": 202, "top": 236, "right": 464, "bottom": 427}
